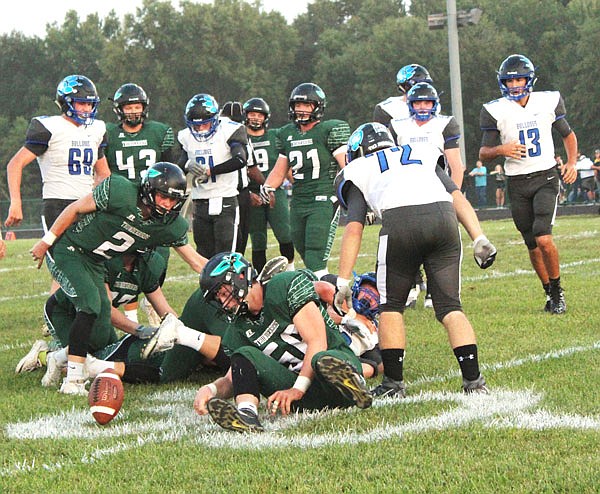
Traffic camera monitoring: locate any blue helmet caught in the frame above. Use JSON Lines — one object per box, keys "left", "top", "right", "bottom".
{"left": 407, "top": 82, "right": 439, "bottom": 122}
{"left": 396, "top": 64, "right": 433, "bottom": 94}
{"left": 185, "top": 93, "right": 220, "bottom": 141}
{"left": 351, "top": 272, "right": 380, "bottom": 321}
{"left": 55, "top": 75, "right": 100, "bottom": 126}
{"left": 497, "top": 54, "right": 537, "bottom": 101}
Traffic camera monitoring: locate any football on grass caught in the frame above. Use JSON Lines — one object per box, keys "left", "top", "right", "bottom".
{"left": 88, "top": 368, "right": 124, "bottom": 425}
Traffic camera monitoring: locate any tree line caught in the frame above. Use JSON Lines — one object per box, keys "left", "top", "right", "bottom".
{"left": 1, "top": 0, "right": 597, "bottom": 203}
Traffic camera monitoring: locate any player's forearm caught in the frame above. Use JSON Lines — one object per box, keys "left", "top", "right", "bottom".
{"left": 338, "top": 221, "right": 363, "bottom": 280}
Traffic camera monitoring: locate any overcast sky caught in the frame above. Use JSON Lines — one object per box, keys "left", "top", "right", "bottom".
{"left": 0, "top": 0, "right": 312, "bottom": 36}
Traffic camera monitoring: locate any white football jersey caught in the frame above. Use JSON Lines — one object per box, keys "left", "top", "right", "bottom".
{"left": 390, "top": 114, "right": 455, "bottom": 152}
{"left": 482, "top": 91, "right": 561, "bottom": 176}
{"left": 375, "top": 96, "right": 410, "bottom": 121}
{"left": 32, "top": 116, "right": 106, "bottom": 200}
{"left": 178, "top": 117, "right": 243, "bottom": 199}
{"left": 340, "top": 138, "right": 452, "bottom": 216}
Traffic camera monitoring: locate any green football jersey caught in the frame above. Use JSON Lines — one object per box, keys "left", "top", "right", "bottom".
{"left": 105, "top": 121, "right": 175, "bottom": 182}
{"left": 105, "top": 250, "right": 166, "bottom": 308}
{"left": 248, "top": 129, "right": 281, "bottom": 194}
{"left": 63, "top": 175, "right": 189, "bottom": 262}
{"left": 276, "top": 120, "right": 351, "bottom": 199}
{"left": 223, "top": 270, "right": 350, "bottom": 371}
{"left": 179, "top": 288, "right": 232, "bottom": 338}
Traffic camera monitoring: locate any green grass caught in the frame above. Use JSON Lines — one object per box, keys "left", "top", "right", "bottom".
{"left": 1, "top": 215, "right": 599, "bottom": 493}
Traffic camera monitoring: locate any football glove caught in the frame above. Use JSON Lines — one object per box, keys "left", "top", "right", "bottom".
{"left": 333, "top": 277, "right": 353, "bottom": 315}
{"left": 134, "top": 325, "right": 158, "bottom": 340}
{"left": 259, "top": 184, "right": 276, "bottom": 205}
{"left": 187, "top": 161, "right": 210, "bottom": 181}
{"left": 365, "top": 210, "right": 377, "bottom": 226}
{"left": 473, "top": 235, "right": 497, "bottom": 269}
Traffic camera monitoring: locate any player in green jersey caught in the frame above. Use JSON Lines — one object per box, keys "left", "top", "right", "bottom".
{"left": 106, "top": 83, "right": 177, "bottom": 324}
{"left": 30, "top": 162, "right": 207, "bottom": 396}
{"left": 105, "top": 83, "right": 176, "bottom": 182}
{"left": 193, "top": 252, "right": 371, "bottom": 433}
{"left": 242, "top": 97, "right": 295, "bottom": 273}
{"left": 261, "top": 84, "right": 350, "bottom": 278}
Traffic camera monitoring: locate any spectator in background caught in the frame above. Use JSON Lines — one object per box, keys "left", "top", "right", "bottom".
{"left": 590, "top": 149, "right": 600, "bottom": 202}
{"left": 489, "top": 164, "right": 506, "bottom": 207}
{"left": 469, "top": 160, "right": 488, "bottom": 208}
{"left": 575, "top": 151, "right": 595, "bottom": 203}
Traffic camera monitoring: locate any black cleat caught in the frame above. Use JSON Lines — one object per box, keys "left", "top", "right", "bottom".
{"left": 316, "top": 355, "right": 372, "bottom": 409}
{"left": 207, "top": 398, "right": 264, "bottom": 433}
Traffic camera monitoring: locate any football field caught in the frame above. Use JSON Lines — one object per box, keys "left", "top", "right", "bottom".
{"left": 1, "top": 215, "right": 599, "bottom": 493}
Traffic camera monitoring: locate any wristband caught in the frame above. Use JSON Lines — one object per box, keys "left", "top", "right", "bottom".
{"left": 292, "top": 375, "right": 312, "bottom": 393}
{"left": 336, "top": 277, "right": 350, "bottom": 290}
{"left": 206, "top": 383, "right": 217, "bottom": 396}
{"left": 42, "top": 231, "right": 57, "bottom": 246}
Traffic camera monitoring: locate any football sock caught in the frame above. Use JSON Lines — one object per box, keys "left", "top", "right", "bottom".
{"left": 381, "top": 348, "right": 405, "bottom": 381}
{"left": 86, "top": 356, "right": 116, "bottom": 377}
{"left": 237, "top": 402, "right": 258, "bottom": 416}
{"left": 66, "top": 360, "right": 85, "bottom": 382}
{"left": 453, "top": 344, "right": 480, "bottom": 381}
{"left": 176, "top": 325, "right": 206, "bottom": 352}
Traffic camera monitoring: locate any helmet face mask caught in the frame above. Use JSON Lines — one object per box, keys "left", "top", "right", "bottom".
{"left": 351, "top": 272, "right": 380, "bottom": 322}
{"left": 185, "top": 94, "right": 220, "bottom": 141}
{"left": 243, "top": 97, "right": 270, "bottom": 130}
{"left": 55, "top": 75, "right": 100, "bottom": 126}
{"left": 201, "top": 252, "right": 256, "bottom": 318}
{"left": 288, "top": 83, "right": 326, "bottom": 125}
{"left": 396, "top": 64, "right": 433, "bottom": 94}
{"left": 346, "top": 122, "right": 395, "bottom": 163}
{"left": 407, "top": 82, "right": 439, "bottom": 122}
{"left": 140, "top": 162, "right": 188, "bottom": 222}
{"left": 497, "top": 54, "right": 537, "bottom": 101}
{"left": 112, "top": 83, "right": 149, "bottom": 126}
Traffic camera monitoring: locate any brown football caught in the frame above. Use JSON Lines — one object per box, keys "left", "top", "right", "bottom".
{"left": 88, "top": 368, "right": 124, "bottom": 425}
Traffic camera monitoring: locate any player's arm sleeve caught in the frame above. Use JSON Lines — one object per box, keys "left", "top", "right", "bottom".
{"left": 24, "top": 119, "right": 51, "bottom": 155}
{"left": 160, "top": 127, "right": 177, "bottom": 162}
{"left": 210, "top": 140, "right": 247, "bottom": 175}
{"left": 343, "top": 182, "right": 368, "bottom": 225}
{"left": 176, "top": 144, "right": 189, "bottom": 171}
{"left": 97, "top": 131, "right": 108, "bottom": 159}
{"left": 372, "top": 105, "right": 391, "bottom": 125}
{"left": 552, "top": 96, "right": 573, "bottom": 138}
{"left": 436, "top": 166, "right": 459, "bottom": 193}
{"left": 479, "top": 107, "right": 501, "bottom": 147}
{"left": 443, "top": 117, "right": 460, "bottom": 149}
{"left": 327, "top": 121, "right": 352, "bottom": 154}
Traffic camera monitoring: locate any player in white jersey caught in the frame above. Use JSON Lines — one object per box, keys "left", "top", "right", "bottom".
{"left": 389, "top": 82, "right": 464, "bottom": 308}
{"left": 177, "top": 93, "right": 249, "bottom": 258}
{"left": 333, "top": 121, "right": 492, "bottom": 397}
{"left": 479, "top": 54, "right": 577, "bottom": 315}
{"left": 372, "top": 63, "right": 433, "bottom": 125}
{"left": 5, "top": 75, "right": 110, "bottom": 230}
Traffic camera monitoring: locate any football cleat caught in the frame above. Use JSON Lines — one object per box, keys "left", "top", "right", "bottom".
{"left": 423, "top": 293, "right": 433, "bottom": 309}
{"left": 15, "top": 339, "right": 49, "bottom": 373}
{"left": 41, "top": 351, "right": 65, "bottom": 387}
{"left": 315, "top": 355, "right": 372, "bottom": 409}
{"left": 370, "top": 376, "right": 406, "bottom": 398}
{"left": 549, "top": 287, "right": 566, "bottom": 315}
{"left": 59, "top": 378, "right": 89, "bottom": 396}
{"left": 257, "top": 256, "right": 288, "bottom": 285}
{"left": 463, "top": 375, "right": 490, "bottom": 394}
{"left": 140, "top": 313, "right": 180, "bottom": 359}
{"left": 207, "top": 398, "right": 264, "bottom": 432}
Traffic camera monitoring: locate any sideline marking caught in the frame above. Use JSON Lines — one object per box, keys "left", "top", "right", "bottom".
{"left": 2, "top": 341, "right": 599, "bottom": 477}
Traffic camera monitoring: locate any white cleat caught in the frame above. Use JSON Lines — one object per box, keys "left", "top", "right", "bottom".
{"left": 141, "top": 313, "right": 180, "bottom": 359}
{"left": 59, "top": 378, "right": 88, "bottom": 396}
{"left": 41, "top": 351, "right": 65, "bottom": 387}
{"left": 15, "top": 340, "right": 49, "bottom": 373}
